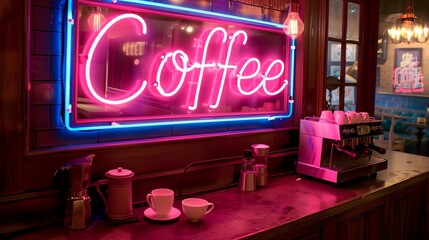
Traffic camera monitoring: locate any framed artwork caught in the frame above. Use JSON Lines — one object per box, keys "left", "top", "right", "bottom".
{"left": 377, "top": 36, "right": 387, "bottom": 64}
{"left": 329, "top": 42, "right": 357, "bottom": 62}
{"left": 330, "top": 43, "right": 341, "bottom": 61}
{"left": 327, "top": 62, "right": 355, "bottom": 79}
{"left": 330, "top": 65, "right": 340, "bottom": 78}
{"left": 345, "top": 44, "right": 357, "bottom": 62}
{"left": 394, "top": 48, "right": 422, "bottom": 68}
{"left": 393, "top": 48, "right": 424, "bottom": 93}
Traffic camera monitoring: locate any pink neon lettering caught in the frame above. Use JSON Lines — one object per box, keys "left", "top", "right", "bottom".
{"left": 392, "top": 59, "right": 424, "bottom": 93}
{"left": 209, "top": 30, "right": 247, "bottom": 109}
{"left": 237, "top": 58, "right": 262, "bottom": 95}
{"left": 187, "top": 27, "right": 227, "bottom": 111}
{"left": 83, "top": 14, "right": 288, "bottom": 110}
{"left": 85, "top": 14, "right": 148, "bottom": 105}
{"left": 262, "top": 59, "right": 287, "bottom": 96}
{"left": 155, "top": 51, "right": 194, "bottom": 97}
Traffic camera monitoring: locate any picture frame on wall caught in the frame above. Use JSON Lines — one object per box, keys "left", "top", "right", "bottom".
{"left": 330, "top": 43, "right": 341, "bottom": 62}
{"left": 330, "top": 65, "right": 340, "bottom": 78}
{"left": 394, "top": 48, "right": 422, "bottom": 69}
{"left": 329, "top": 42, "right": 357, "bottom": 63}
{"left": 345, "top": 44, "right": 357, "bottom": 62}
{"left": 393, "top": 48, "right": 424, "bottom": 94}
{"left": 377, "top": 36, "right": 387, "bottom": 64}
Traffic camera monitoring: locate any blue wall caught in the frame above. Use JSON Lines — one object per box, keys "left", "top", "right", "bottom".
{"left": 375, "top": 93, "right": 429, "bottom": 111}
{"left": 375, "top": 93, "right": 429, "bottom": 156}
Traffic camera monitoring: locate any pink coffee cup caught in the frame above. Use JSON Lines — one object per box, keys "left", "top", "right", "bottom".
{"left": 320, "top": 110, "right": 334, "bottom": 122}
{"left": 346, "top": 111, "right": 357, "bottom": 124}
{"left": 334, "top": 111, "right": 348, "bottom": 125}
{"left": 360, "top": 112, "right": 370, "bottom": 122}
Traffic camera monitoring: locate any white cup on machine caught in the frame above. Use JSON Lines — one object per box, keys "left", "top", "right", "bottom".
{"left": 146, "top": 188, "right": 174, "bottom": 218}
{"left": 355, "top": 112, "right": 364, "bottom": 123}
{"left": 346, "top": 111, "right": 357, "bottom": 124}
{"left": 360, "top": 112, "right": 370, "bottom": 122}
{"left": 320, "top": 110, "right": 334, "bottom": 122}
{"left": 334, "top": 110, "right": 348, "bottom": 125}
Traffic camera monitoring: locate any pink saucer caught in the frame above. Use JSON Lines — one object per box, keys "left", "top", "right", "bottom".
{"left": 144, "top": 207, "right": 181, "bottom": 221}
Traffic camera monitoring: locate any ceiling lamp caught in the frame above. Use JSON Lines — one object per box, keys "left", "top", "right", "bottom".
{"left": 283, "top": 0, "right": 304, "bottom": 40}
{"left": 387, "top": 0, "right": 428, "bottom": 44}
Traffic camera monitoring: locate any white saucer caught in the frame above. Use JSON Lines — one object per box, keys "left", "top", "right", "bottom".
{"left": 144, "top": 207, "right": 181, "bottom": 221}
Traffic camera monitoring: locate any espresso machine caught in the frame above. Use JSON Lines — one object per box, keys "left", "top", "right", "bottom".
{"left": 297, "top": 117, "right": 387, "bottom": 184}
{"left": 54, "top": 154, "right": 95, "bottom": 229}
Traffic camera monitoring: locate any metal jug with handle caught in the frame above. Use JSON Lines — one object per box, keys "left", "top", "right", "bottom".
{"left": 53, "top": 154, "right": 95, "bottom": 229}
{"left": 96, "top": 167, "right": 134, "bottom": 220}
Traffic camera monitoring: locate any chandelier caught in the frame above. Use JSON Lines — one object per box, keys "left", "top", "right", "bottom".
{"left": 387, "top": 0, "right": 428, "bottom": 44}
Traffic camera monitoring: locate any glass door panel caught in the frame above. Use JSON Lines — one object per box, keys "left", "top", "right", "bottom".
{"left": 347, "top": 2, "right": 360, "bottom": 41}
{"left": 328, "top": 0, "right": 343, "bottom": 39}
{"left": 345, "top": 43, "right": 358, "bottom": 80}
{"left": 326, "top": 0, "right": 361, "bottom": 111}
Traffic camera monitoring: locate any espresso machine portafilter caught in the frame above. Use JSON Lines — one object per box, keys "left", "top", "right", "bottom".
{"left": 54, "top": 154, "right": 95, "bottom": 229}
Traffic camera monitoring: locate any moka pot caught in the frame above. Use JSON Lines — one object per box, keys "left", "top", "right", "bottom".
{"left": 54, "top": 154, "right": 95, "bottom": 230}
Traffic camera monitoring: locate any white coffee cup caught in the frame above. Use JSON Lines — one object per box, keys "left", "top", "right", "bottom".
{"left": 320, "top": 110, "right": 334, "bottom": 122}
{"left": 355, "top": 112, "right": 364, "bottom": 123}
{"left": 182, "top": 198, "right": 214, "bottom": 222}
{"left": 146, "top": 188, "right": 174, "bottom": 217}
{"left": 360, "top": 112, "right": 370, "bottom": 122}
{"left": 334, "top": 110, "right": 348, "bottom": 125}
{"left": 346, "top": 111, "right": 357, "bottom": 124}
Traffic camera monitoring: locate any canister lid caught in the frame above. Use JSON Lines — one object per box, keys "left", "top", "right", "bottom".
{"left": 105, "top": 167, "right": 134, "bottom": 179}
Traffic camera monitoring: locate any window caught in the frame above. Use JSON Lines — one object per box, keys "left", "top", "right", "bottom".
{"left": 326, "top": 0, "right": 360, "bottom": 111}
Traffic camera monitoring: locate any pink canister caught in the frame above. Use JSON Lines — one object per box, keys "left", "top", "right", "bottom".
{"left": 96, "top": 167, "right": 134, "bottom": 220}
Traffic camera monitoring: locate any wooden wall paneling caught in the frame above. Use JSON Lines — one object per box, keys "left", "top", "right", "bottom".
{"left": 0, "top": 0, "right": 27, "bottom": 195}
{"left": 22, "top": 129, "right": 296, "bottom": 191}
{"left": 356, "top": 0, "right": 380, "bottom": 114}
{"left": 388, "top": 179, "right": 429, "bottom": 240}
{"left": 302, "top": 0, "right": 328, "bottom": 118}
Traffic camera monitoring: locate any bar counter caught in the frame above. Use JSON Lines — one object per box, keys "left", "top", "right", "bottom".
{"left": 14, "top": 151, "right": 429, "bottom": 239}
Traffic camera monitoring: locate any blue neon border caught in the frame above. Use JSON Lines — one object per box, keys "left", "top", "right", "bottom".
{"left": 64, "top": 0, "right": 295, "bottom": 131}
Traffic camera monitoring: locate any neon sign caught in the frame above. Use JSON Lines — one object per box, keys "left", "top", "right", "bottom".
{"left": 392, "top": 52, "right": 424, "bottom": 93}
{"left": 64, "top": 1, "right": 296, "bottom": 131}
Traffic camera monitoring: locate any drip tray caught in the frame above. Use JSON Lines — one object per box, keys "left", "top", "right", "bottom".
{"left": 329, "top": 156, "right": 387, "bottom": 183}
{"left": 327, "top": 156, "right": 387, "bottom": 172}
{"left": 297, "top": 156, "right": 388, "bottom": 184}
